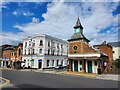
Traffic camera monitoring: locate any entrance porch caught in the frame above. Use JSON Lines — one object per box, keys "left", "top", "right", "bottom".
{"left": 68, "top": 58, "right": 102, "bottom": 73}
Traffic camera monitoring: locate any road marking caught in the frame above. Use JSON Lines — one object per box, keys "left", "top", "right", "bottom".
{"left": 0, "top": 77, "right": 10, "bottom": 87}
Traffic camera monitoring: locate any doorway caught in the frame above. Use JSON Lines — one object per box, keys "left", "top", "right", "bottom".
{"left": 87, "top": 61, "right": 92, "bottom": 73}
{"left": 74, "top": 60, "right": 78, "bottom": 72}
{"left": 38, "top": 60, "right": 42, "bottom": 69}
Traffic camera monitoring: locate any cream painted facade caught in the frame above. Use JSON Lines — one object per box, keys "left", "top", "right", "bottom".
{"left": 113, "top": 47, "right": 120, "bottom": 60}
{"left": 72, "top": 60, "right": 98, "bottom": 73}
{"left": 22, "top": 34, "right": 68, "bottom": 69}
{"left": 70, "top": 53, "right": 101, "bottom": 73}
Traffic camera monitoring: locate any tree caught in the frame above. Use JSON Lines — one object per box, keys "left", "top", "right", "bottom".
{"left": 114, "top": 58, "right": 120, "bottom": 68}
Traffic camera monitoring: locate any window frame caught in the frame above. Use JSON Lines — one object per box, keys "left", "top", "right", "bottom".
{"left": 39, "top": 49, "right": 42, "bottom": 54}
{"left": 40, "top": 40, "right": 43, "bottom": 46}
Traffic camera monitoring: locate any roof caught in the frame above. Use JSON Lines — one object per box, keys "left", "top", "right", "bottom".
{"left": 73, "top": 17, "right": 83, "bottom": 29}
{"left": 68, "top": 33, "right": 90, "bottom": 42}
{"left": 108, "top": 42, "right": 120, "bottom": 47}
{"left": 93, "top": 41, "right": 112, "bottom": 48}
{"left": 3, "top": 46, "right": 17, "bottom": 50}
{"left": 18, "top": 43, "right": 23, "bottom": 46}
{"left": 23, "top": 34, "right": 68, "bottom": 44}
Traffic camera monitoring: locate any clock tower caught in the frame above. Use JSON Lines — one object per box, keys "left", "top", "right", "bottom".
{"left": 68, "top": 17, "right": 89, "bottom": 43}
{"left": 67, "top": 16, "right": 108, "bottom": 73}
{"left": 67, "top": 17, "right": 91, "bottom": 72}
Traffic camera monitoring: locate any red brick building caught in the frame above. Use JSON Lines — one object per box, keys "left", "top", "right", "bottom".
{"left": 2, "top": 46, "right": 16, "bottom": 67}
{"left": 11, "top": 43, "right": 23, "bottom": 69}
{"left": 68, "top": 17, "right": 108, "bottom": 73}
{"left": 93, "top": 41, "right": 113, "bottom": 73}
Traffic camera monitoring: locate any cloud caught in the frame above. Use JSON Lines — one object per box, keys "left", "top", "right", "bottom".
{"left": 32, "top": 17, "right": 40, "bottom": 23}
{"left": 0, "top": 2, "right": 9, "bottom": 12}
{"left": 13, "top": 11, "right": 18, "bottom": 15}
{"left": 12, "top": 10, "right": 34, "bottom": 16}
{"left": 1, "top": 0, "right": 119, "bottom": 2}
{"left": 2, "top": 1, "right": 119, "bottom": 45}
{"left": 22, "top": 11, "right": 34, "bottom": 16}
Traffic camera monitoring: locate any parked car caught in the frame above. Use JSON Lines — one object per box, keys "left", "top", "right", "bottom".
{"left": 55, "top": 65, "right": 67, "bottom": 69}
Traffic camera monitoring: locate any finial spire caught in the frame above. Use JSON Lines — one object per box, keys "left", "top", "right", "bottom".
{"left": 78, "top": 13, "right": 79, "bottom": 19}
{"left": 73, "top": 15, "right": 83, "bottom": 29}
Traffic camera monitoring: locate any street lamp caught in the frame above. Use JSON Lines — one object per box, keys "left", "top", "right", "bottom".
{"left": 30, "top": 39, "right": 33, "bottom": 71}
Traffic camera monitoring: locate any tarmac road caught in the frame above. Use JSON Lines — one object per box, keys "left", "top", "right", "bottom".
{"left": 1, "top": 69, "right": 119, "bottom": 90}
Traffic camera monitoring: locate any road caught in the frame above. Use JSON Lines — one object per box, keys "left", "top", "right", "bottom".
{"left": 1, "top": 69, "right": 119, "bottom": 90}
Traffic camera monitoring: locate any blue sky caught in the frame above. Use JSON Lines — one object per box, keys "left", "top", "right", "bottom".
{"left": 1, "top": 0, "right": 120, "bottom": 45}
{"left": 2, "top": 2, "right": 48, "bottom": 33}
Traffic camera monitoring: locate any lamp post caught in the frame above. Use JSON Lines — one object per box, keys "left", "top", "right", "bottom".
{"left": 30, "top": 39, "right": 33, "bottom": 71}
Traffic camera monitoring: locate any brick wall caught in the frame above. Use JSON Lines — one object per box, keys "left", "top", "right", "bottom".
{"left": 94, "top": 45, "right": 113, "bottom": 62}
{"left": 16, "top": 44, "right": 23, "bottom": 61}
{"left": 69, "top": 41, "right": 96, "bottom": 54}
{"left": 3, "top": 50, "right": 13, "bottom": 59}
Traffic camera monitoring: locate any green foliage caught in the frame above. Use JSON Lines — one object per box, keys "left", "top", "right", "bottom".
{"left": 115, "top": 58, "right": 120, "bottom": 68}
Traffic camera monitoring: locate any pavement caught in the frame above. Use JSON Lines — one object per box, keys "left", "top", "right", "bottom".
{"left": 95, "top": 74, "right": 120, "bottom": 81}
{"left": 0, "top": 68, "right": 119, "bottom": 81}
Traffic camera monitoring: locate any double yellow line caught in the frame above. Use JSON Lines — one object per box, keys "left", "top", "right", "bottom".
{"left": 0, "top": 77, "right": 10, "bottom": 87}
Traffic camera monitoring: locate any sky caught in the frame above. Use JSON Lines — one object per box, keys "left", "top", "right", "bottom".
{"left": 0, "top": 0, "right": 120, "bottom": 46}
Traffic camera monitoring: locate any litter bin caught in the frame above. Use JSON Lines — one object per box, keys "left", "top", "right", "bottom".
{"left": 28, "top": 66, "right": 31, "bottom": 69}
{"left": 97, "top": 68, "right": 102, "bottom": 74}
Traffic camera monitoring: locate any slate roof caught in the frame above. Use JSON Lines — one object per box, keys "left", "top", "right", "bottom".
{"left": 108, "top": 42, "right": 120, "bottom": 47}
{"left": 73, "top": 17, "right": 83, "bottom": 29}
{"left": 68, "top": 33, "right": 90, "bottom": 42}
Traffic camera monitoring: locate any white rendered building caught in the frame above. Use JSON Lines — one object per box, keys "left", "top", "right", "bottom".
{"left": 22, "top": 34, "right": 68, "bottom": 69}
{"left": 108, "top": 42, "right": 120, "bottom": 60}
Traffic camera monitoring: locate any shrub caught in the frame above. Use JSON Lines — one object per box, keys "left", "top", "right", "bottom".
{"left": 115, "top": 58, "right": 120, "bottom": 68}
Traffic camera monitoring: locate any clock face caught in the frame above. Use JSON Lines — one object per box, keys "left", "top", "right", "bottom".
{"left": 73, "top": 46, "right": 78, "bottom": 51}
{"left": 75, "top": 28, "right": 80, "bottom": 33}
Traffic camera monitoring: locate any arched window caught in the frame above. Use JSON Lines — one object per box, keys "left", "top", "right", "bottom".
{"left": 40, "top": 40, "right": 43, "bottom": 46}
{"left": 18, "top": 48, "right": 21, "bottom": 56}
{"left": 32, "top": 49, "right": 34, "bottom": 54}
{"left": 24, "top": 59, "right": 26, "bottom": 66}
{"left": 61, "top": 60, "right": 63, "bottom": 66}
{"left": 31, "top": 59, "right": 34, "bottom": 67}
{"left": 28, "top": 49, "right": 30, "bottom": 54}
{"left": 52, "top": 49, "right": 55, "bottom": 55}
{"left": 52, "top": 60, "right": 54, "bottom": 66}
{"left": 48, "top": 41, "right": 50, "bottom": 46}
{"left": 47, "top": 60, "right": 50, "bottom": 67}
{"left": 57, "top": 60, "right": 59, "bottom": 66}
{"left": 39, "top": 49, "right": 42, "bottom": 53}
{"left": 25, "top": 50, "right": 26, "bottom": 55}
{"left": 48, "top": 49, "right": 50, "bottom": 55}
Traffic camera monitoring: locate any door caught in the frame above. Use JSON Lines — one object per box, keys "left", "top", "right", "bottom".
{"left": 38, "top": 60, "right": 42, "bottom": 69}
{"left": 87, "top": 61, "right": 92, "bottom": 73}
{"left": 74, "top": 60, "right": 78, "bottom": 72}
{"left": 38, "top": 62, "right": 42, "bottom": 69}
